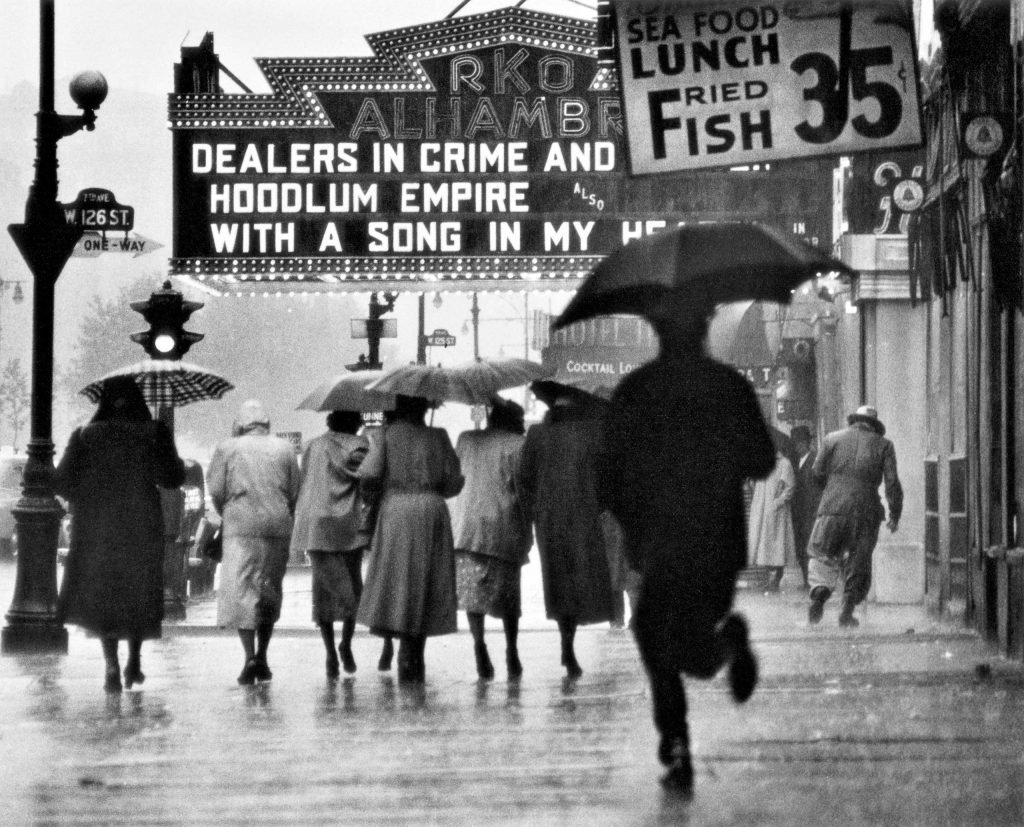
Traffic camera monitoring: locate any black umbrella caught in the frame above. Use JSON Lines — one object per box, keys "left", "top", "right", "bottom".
{"left": 554, "top": 222, "right": 856, "bottom": 330}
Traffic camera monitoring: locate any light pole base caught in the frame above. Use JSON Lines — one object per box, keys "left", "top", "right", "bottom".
{"left": 1, "top": 621, "right": 68, "bottom": 654}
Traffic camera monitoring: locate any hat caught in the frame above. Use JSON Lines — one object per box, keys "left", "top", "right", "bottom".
{"left": 234, "top": 399, "right": 270, "bottom": 435}
{"left": 529, "top": 380, "right": 605, "bottom": 409}
{"left": 847, "top": 404, "right": 885, "bottom": 436}
{"left": 790, "top": 425, "right": 812, "bottom": 443}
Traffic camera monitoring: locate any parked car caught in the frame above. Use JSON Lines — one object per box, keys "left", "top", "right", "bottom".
{"left": 0, "top": 452, "right": 26, "bottom": 558}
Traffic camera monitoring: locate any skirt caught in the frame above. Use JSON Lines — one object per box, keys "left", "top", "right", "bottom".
{"left": 216, "top": 535, "right": 289, "bottom": 629}
{"left": 455, "top": 551, "right": 521, "bottom": 619}
{"left": 309, "top": 549, "right": 364, "bottom": 624}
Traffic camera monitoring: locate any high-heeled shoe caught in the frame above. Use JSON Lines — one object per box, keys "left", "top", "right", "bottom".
{"left": 561, "top": 651, "right": 583, "bottom": 680}
{"left": 237, "top": 658, "right": 259, "bottom": 686}
{"left": 378, "top": 638, "right": 394, "bottom": 672}
{"left": 252, "top": 656, "right": 273, "bottom": 682}
{"left": 506, "top": 649, "right": 523, "bottom": 681}
{"left": 338, "top": 643, "right": 357, "bottom": 674}
{"left": 326, "top": 651, "right": 340, "bottom": 680}
{"left": 474, "top": 642, "right": 494, "bottom": 680}
{"left": 104, "top": 666, "right": 122, "bottom": 693}
{"left": 123, "top": 663, "right": 145, "bottom": 690}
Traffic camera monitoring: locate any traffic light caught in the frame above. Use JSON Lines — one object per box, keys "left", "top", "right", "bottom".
{"left": 130, "top": 280, "right": 204, "bottom": 360}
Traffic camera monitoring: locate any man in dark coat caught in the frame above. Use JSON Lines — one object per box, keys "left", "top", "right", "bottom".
{"left": 598, "top": 300, "right": 776, "bottom": 797}
{"left": 806, "top": 405, "right": 903, "bottom": 627}
{"left": 789, "top": 425, "right": 821, "bottom": 589}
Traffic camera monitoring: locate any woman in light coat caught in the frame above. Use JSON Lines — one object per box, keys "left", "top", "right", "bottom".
{"left": 449, "top": 398, "right": 531, "bottom": 681}
{"left": 747, "top": 445, "right": 796, "bottom": 592}
{"left": 357, "top": 394, "right": 464, "bottom": 683}
{"left": 208, "top": 400, "right": 301, "bottom": 685}
{"left": 290, "top": 410, "right": 370, "bottom": 678}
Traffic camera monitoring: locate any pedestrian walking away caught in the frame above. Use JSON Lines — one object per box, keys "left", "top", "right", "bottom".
{"left": 207, "top": 399, "right": 301, "bottom": 685}
{"left": 518, "top": 380, "right": 616, "bottom": 680}
{"left": 290, "top": 410, "right": 371, "bottom": 679}
{"left": 449, "top": 397, "right": 532, "bottom": 681}
{"left": 789, "top": 425, "right": 821, "bottom": 589}
{"left": 356, "top": 394, "right": 464, "bottom": 684}
{"left": 806, "top": 405, "right": 903, "bottom": 628}
{"left": 598, "top": 294, "right": 776, "bottom": 798}
{"left": 747, "top": 434, "right": 796, "bottom": 593}
{"left": 53, "top": 375, "right": 185, "bottom": 692}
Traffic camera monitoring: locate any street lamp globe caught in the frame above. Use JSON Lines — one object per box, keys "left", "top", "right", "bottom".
{"left": 69, "top": 70, "right": 108, "bottom": 115}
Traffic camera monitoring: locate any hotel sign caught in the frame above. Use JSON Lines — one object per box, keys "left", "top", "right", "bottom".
{"left": 611, "top": 0, "right": 923, "bottom": 174}
{"left": 170, "top": 8, "right": 835, "bottom": 293}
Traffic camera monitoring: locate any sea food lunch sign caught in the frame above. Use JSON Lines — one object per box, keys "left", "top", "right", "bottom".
{"left": 169, "top": 7, "right": 834, "bottom": 294}
{"left": 611, "top": 0, "right": 924, "bottom": 175}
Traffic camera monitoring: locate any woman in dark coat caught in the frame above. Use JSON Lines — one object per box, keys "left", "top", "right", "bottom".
{"left": 517, "top": 381, "right": 614, "bottom": 679}
{"left": 357, "top": 395, "right": 464, "bottom": 683}
{"left": 54, "top": 376, "right": 185, "bottom": 692}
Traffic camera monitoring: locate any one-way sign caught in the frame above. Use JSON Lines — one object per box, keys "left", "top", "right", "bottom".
{"left": 72, "top": 232, "right": 164, "bottom": 258}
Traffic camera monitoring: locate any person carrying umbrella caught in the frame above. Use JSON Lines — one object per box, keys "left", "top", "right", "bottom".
{"left": 290, "top": 410, "right": 372, "bottom": 678}
{"left": 596, "top": 292, "right": 776, "bottom": 797}
{"left": 356, "top": 394, "right": 464, "bottom": 684}
{"left": 54, "top": 376, "right": 185, "bottom": 692}
{"left": 517, "top": 380, "right": 616, "bottom": 680}
{"left": 449, "top": 397, "right": 532, "bottom": 681}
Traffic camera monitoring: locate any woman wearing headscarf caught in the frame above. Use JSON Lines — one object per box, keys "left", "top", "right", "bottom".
{"left": 207, "top": 399, "right": 301, "bottom": 685}
{"left": 290, "top": 410, "right": 371, "bottom": 678}
{"left": 449, "top": 398, "right": 531, "bottom": 680}
{"left": 357, "top": 394, "right": 464, "bottom": 683}
{"left": 54, "top": 376, "right": 185, "bottom": 692}
{"left": 517, "top": 380, "right": 615, "bottom": 680}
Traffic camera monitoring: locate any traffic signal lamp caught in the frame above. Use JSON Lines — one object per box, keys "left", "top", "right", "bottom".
{"left": 130, "top": 280, "right": 204, "bottom": 360}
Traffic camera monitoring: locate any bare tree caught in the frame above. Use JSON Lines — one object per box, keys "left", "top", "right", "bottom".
{"left": 0, "top": 358, "right": 29, "bottom": 451}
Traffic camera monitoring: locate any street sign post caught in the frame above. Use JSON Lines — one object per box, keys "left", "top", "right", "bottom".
{"left": 611, "top": 0, "right": 923, "bottom": 174}
{"left": 62, "top": 187, "right": 134, "bottom": 231}
{"left": 425, "top": 328, "right": 457, "bottom": 348}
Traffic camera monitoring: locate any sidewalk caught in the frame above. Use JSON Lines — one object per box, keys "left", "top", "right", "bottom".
{"left": 1, "top": 562, "right": 1022, "bottom": 825}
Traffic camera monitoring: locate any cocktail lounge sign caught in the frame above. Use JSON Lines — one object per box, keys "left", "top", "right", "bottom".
{"left": 169, "top": 7, "right": 834, "bottom": 293}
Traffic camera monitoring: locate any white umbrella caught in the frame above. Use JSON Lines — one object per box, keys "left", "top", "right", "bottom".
{"left": 367, "top": 357, "right": 554, "bottom": 405}
{"left": 296, "top": 370, "right": 396, "bottom": 413}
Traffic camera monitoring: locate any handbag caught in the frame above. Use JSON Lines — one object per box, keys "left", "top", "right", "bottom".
{"left": 191, "top": 516, "right": 222, "bottom": 563}
{"left": 204, "top": 528, "right": 223, "bottom": 562}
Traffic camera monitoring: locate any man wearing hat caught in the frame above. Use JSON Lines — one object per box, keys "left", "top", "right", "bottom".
{"left": 806, "top": 405, "right": 903, "bottom": 627}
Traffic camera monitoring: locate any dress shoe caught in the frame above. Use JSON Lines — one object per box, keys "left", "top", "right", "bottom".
{"left": 721, "top": 613, "right": 757, "bottom": 703}
{"left": 326, "top": 652, "right": 341, "bottom": 680}
{"left": 561, "top": 651, "right": 583, "bottom": 680}
{"left": 657, "top": 735, "right": 694, "bottom": 798}
{"left": 808, "top": 586, "right": 831, "bottom": 625}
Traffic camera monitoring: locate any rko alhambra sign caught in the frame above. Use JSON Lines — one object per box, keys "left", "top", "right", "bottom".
{"left": 169, "top": 7, "right": 835, "bottom": 294}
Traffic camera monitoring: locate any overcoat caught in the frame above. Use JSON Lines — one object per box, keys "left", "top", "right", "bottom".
{"left": 357, "top": 421, "right": 464, "bottom": 638}
{"left": 598, "top": 353, "right": 775, "bottom": 677}
{"left": 449, "top": 427, "right": 530, "bottom": 564}
{"left": 747, "top": 452, "right": 796, "bottom": 568}
{"left": 290, "top": 431, "right": 370, "bottom": 557}
{"left": 517, "top": 404, "right": 614, "bottom": 625}
{"left": 54, "top": 419, "right": 184, "bottom": 639}
{"left": 207, "top": 428, "right": 301, "bottom": 629}
{"left": 813, "top": 423, "right": 903, "bottom": 527}
{"left": 790, "top": 448, "right": 821, "bottom": 554}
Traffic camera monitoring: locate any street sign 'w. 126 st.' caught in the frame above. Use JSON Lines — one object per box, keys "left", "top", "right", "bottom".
{"left": 610, "top": 0, "right": 923, "bottom": 174}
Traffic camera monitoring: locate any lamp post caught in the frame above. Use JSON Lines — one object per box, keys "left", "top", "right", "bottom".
{"left": 2, "top": 0, "right": 106, "bottom": 654}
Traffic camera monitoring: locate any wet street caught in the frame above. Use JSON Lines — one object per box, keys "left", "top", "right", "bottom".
{"left": 1, "top": 559, "right": 1022, "bottom": 825}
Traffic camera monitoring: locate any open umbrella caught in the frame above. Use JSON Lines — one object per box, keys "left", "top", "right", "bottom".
{"left": 296, "top": 370, "right": 396, "bottom": 413}
{"left": 367, "top": 357, "right": 554, "bottom": 405}
{"left": 554, "top": 222, "right": 856, "bottom": 329}
{"left": 80, "top": 359, "right": 234, "bottom": 408}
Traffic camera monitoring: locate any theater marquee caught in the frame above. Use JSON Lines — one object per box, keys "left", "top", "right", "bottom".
{"left": 169, "top": 7, "right": 835, "bottom": 294}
